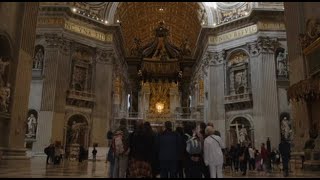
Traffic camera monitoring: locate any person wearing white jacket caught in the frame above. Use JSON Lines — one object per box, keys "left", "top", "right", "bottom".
{"left": 204, "top": 126, "right": 225, "bottom": 178}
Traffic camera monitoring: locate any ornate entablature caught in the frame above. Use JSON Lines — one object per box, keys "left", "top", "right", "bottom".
{"left": 224, "top": 49, "right": 252, "bottom": 110}
{"left": 66, "top": 47, "right": 95, "bottom": 109}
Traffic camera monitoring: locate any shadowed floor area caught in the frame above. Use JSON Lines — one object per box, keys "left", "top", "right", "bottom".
{"left": 0, "top": 157, "right": 320, "bottom": 178}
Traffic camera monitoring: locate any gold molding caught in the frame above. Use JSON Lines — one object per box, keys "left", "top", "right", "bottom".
{"left": 37, "top": 17, "right": 112, "bottom": 43}
{"left": 209, "top": 24, "right": 258, "bottom": 45}
{"left": 208, "top": 22, "right": 285, "bottom": 45}
{"left": 257, "top": 21, "right": 285, "bottom": 31}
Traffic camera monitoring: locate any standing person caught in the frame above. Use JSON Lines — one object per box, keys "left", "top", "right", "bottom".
{"left": 45, "top": 144, "right": 55, "bottom": 164}
{"left": 260, "top": 143, "right": 268, "bottom": 174}
{"left": 155, "top": 121, "right": 181, "bottom": 178}
{"left": 239, "top": 143, "right": 249, "bottom": 176}
{"left": 279, "top": 139, "right": 291, "bottom": 177}
{"left": 199, "top": 122, "right": 210, "bottom": 178}
{"left": 127, "top": 121, "right": 153, "bottom": 178}
{"left": 248, "top": 144, "right": 255, "bottom": 170}
{"left": 234, "top": 144, "right": 241, "bottom": 173}
{"left": 54, "top": 143, "right": 62, "bottom": 165}
{"left": 112, "top": 118, "right": 130, "bottom": 178}
{"left": 229, "top": 145, "right": 236, "bottom": 172}
{"left": 204, "top": 126, "right": 225, "bottom": 178}
{"left": 92, "top": 146, "right": 97, "bottom": 161}
{"left": 175, "top": 126, "right": 185, "bottom": 178}
{"left": 184, "top": 121, "right": 203, "bottom": 178}
{"left": 79, "top": 145, "right": 85, "bottom": 163}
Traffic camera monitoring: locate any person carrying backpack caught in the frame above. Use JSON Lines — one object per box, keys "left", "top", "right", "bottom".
{"left": 112, "top": 118, "right": 130, "bottom": 178}
{"left": 183, "top": 121, "right": 202, "bottom": 178}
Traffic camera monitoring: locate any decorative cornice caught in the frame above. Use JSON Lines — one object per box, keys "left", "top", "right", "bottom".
{"left": 96, "top": 48, "right": 114, "bottom": 64}
{"left": 247, "top": 36, "right": 279, "bottom": 56}
{"left": 44, "top": 33, "right": 71, "bottom": 54}
{"left": 209, "top": 50, "right": 225, "bottom": 66}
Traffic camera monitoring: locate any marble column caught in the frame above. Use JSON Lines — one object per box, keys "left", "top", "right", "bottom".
{"left": 248, "top": 37, "right": 280, "bottom": 148}
{"left": 32, "top": 35, "right": 71, "bottom": 155}
{"left": 207, "top": 50, "right": 226, "bottom": 141}
{"left": 0, "top": 2, "right": 39, "bottom": 159}
{"left": 91, "top": 49, "right": 114, "bottom": 147}
{"left": 284, "top": 2, "right": 309, "bottom": 151}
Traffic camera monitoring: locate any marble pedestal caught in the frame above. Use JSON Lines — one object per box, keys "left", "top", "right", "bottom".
{"left": 0, "top": 147, "right": 30, "bottom": 160}
{"left": 68, "top": 144, "right": 79, "bottom": 161}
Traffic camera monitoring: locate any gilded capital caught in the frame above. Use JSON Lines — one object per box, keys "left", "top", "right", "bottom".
{"left": 44, "top": 33, "right": 70, "bottom": 53}
{"left": 96, "top": 49, "right": 114, "bottom": 64}
{"left": 209, "top": 50, "right": 225, "bottom": 66}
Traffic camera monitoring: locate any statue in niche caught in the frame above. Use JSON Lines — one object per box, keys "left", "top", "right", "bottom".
{"left": 0, "top": 83, "right": 10, "bottom": 113}
{"left": 277, "top": 52, "right": 288, "bottom": 77}
{"left": 26, "top": 114, "right": 37, "bottom": 137}
{"left": 281, "top": 117, "right": 292, "bottom": 141}
{"left": 0, "top": 57, "right": 9, "bottom": 87}
{"left": 238, "top": 124, "right": 248, "bottom": 144}
{"left": 33, "top": 48, "right": 44, "bottom": 69}
{"left": 70, "top": 121, "right": 86, "bottom": 144}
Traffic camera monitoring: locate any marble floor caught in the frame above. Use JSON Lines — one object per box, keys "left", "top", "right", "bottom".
{"left": 0, "top": 157, "right": 320, "bottom": 178}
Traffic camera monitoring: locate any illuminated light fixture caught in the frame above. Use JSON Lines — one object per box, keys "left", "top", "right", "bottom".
{"left": 244, "top": 12, "right": 248, "bottom": 16}
{"left": 105, "top": 20, "right": 108, "bottom": 24}
{"left": 156, "top": 102, "right": 164, "bottom": 113}
{"left": 117, "top": 19, "right": 120, "bottom": 23}
{"left": 159, "top": 8, "right": 164, "bottom": 11}
{"left": 204, "top": 2, "right": 217, "bottom": 9}
{"left": 213, "top": 23, "right": 216, "bottom": 26}
{"left": 72, "top": 7, "right": 77, "bottom": 12}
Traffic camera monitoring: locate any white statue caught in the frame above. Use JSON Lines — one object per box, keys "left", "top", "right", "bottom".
{"left": 33, "top": 48, "right": 44, "bottom": 69}
{"left": 281, "top": 117, "right": 291, "bottom": 140}
{"left": 27, "top": 114, "right": 37, "bottom": 136}
{"left": 70, "top": 121, "right": 85, "bottom": 144}
{"left": 238, "top": 124, "right": 247, "bottom": 143}
{"left": 277, "top": 52, "right": 287, "bottom": 77}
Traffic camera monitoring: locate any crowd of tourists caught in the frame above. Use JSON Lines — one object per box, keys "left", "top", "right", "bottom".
{"left": 106, "top": 118, "right": 291, "bottom": 178}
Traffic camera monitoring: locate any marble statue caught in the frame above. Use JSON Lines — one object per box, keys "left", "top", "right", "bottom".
{"left": 281, "top": 117, "right": 292, "bottom": 140}
{"left": 239, "top": 124, "right": 247, "bottom": 143}
{"left": 70, "top": 121, "right": 86, "bottom": 144}
{"left": 0, "top": 57, "right": 9, "bottom": 87}
{"left": 0, "top": 83, "right": 10, "bottom": 113}
{"left": 277, "top": 52, "right": 288, "bottom": 77}
{"left": 33, "top": 48, "right": 44, "bottom": 69}
{"left": 27, "top": 113, "right": 37, "bottom": 136}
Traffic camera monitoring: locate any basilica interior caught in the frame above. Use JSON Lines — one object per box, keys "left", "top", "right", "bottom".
{"left": 0, "top": 2, "right": 320, "bottom": 178}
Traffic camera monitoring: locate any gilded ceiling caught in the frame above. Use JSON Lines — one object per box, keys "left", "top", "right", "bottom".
{"left": 114, "top": 2, "right": 204, "bottom": 56}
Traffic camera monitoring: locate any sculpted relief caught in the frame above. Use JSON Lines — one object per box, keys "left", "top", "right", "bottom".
{"left": 227, "top": 51, "right": 249, "bottom": 95}
{"left": 0, "top": 57, "right": 11, "bottom": 113}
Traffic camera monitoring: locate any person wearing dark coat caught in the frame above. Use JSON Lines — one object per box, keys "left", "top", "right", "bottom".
{"left": 279, "top": 139, "right": 291, "bottom": 177}
{"left": 239, "top": 144, "right": 250, "bottom": 176}
{"left": 155, "top": 121, "right": 182, "bottom": 178}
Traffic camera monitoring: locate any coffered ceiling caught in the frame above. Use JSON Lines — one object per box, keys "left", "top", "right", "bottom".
{"left": 114, "top": 2, "right": 204, "bottom": 56}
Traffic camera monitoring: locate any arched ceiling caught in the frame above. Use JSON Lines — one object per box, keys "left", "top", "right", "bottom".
{"left": 114, "top": 2, "right": 204, "bottom": 56}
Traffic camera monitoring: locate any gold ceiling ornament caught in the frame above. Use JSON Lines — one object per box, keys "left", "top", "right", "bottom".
{"left": 115, "top": 2, "right": 203, "bottom": 56}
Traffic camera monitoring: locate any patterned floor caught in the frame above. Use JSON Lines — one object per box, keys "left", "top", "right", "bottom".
{"left": 0, "top": 157, "right": 320, "bottom": 178}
